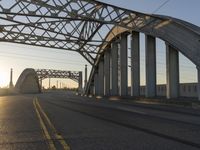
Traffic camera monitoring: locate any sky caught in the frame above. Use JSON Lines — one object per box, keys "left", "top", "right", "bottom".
{"left": 0, "top": 0, "right": 199, "bottom": 88}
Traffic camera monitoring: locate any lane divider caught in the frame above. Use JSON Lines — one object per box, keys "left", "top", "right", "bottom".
{"left": 33, "top": 98, "right": 56, "bottom": 150}
{"left": 35, "top": 97, "right": 70, "bottom": 150}
{"left": 33, "top": 97, "right": 70, "bottom": 150}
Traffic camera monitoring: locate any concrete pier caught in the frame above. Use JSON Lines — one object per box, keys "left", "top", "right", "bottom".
{"left": 98, "top": 60, "right": 104, "bottom": 96}
{"left": 145, "top": 35, "right": 156, "bottom": 97}
{"left": 120, "top": 34, "right": 128, "bottom": 96}
{"left": 131, "top": 31, "right": 140, "bottom": 97}
{"left": 111, "top": 41, "right": 119, "bottom": 96}
{"left": 94, "top": 73, "right": 99, "bottom": 95}
{"left": 166, "top": 44, "right": 179, "bottom": 99}
{"left": 198, "top": 67, "right": 200, "bottom": 101}
{"left": 89, "top": 85, "right": 94, "bottom": 96}
{"left": 78, "top": 71, "right": 83, "bottom": 93}
{"left": 104, "top": 50, "right": 110, "bottom": 96}
{"left": 84, "top": 65, "right": 87, "bottom": 89}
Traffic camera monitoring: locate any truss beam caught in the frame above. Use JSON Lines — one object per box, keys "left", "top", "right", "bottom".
{"left": 35, "top": 69, "right": 80, "bottom": 83}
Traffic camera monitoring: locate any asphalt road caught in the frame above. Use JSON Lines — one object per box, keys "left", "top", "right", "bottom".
{"left": 0, "top": 91, "right": 200, "bottom": 150}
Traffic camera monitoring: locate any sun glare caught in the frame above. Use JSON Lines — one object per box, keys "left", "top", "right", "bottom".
{"left": 0, "top": 73, "right": 8, "bottom": 87}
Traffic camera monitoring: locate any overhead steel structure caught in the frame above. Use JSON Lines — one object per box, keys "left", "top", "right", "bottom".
{"left": 35, "top": 69, "right": 80, "bottom": 82}
{"left": 0, "top": 0, "right": 200, "bottom": 99}
{"left": 35, "top": 69, "right": 82, "bottom": 91}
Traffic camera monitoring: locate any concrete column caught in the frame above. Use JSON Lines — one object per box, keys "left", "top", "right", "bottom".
{"left": 145, "top": 35, "right": 156, "bottom": 97}
{"left": 111, "top": 41, "right": 118, "bottom": 95}
{"left": 89, "top": 85, "right": 94, "bottom": 96}
{"left": 78, "top": 71, "right": 83, "bottom": 93}
{"left": 166, "top": 44, "right": 179, "bottom": 99}
{"left": 84, "top": 65, "right": 87, "bottom": 89}
{"left": 131, "top": 31, "right": 140, "bottom": 97}
{"left": 197, "top": 67, "right": 200, "bottom": 101}
{"left": 48, "top": 78, "right": 51, "bottom": 89}
{"left": 40, "top": 79, "right": 43, "bottom": 89}
{"left": 120, "top": 33, "right": 128, "bottom": 96}
{"left": 104, "top": 50, "right": 110, "bottom": 96}
{"left": 98, "top": 59, "right": 104, "bottom": 96}
{"left": 94, "top": 73, "right": 99, "bottom": 95}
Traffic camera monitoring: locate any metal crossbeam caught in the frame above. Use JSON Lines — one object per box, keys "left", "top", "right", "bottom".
{"left": 35, "top": 69, "right": 80, "bottom": 83}
{"left": 0, "top": 0, "right": 164, "bottom": 65}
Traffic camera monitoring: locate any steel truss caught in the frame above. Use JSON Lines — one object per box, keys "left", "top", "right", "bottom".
{"left": 0, "top": 0, "right": 165, "bottom": 65}
{"left": 35, "top": 69, "right": 80, "bottom": 82}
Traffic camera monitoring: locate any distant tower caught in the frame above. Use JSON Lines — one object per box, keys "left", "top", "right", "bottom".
{"left": 9, "top": 68, "right": 14, "bottom": 88}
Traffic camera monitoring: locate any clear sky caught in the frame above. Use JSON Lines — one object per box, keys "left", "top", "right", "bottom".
{"left": 0, "top": 0, "right": 199, "bottom": 88}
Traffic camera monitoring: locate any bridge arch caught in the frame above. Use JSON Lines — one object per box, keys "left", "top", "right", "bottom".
{"left": 15, "top": 68, "right": 41, "bottom": 94}
{"left": 99, "top": 15, "right": 200, "bottom": 67}
{"left": 86, "top": 15, "right": 200, "bottom": 100}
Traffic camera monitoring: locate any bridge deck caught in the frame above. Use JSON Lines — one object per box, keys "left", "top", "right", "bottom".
{"left": 0, "top": 91, "right": 200, "bottom": 150}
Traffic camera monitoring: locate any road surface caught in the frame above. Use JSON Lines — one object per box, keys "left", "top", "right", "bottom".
{"left": 0, "top": 91, "right": 200, "bottom": 150}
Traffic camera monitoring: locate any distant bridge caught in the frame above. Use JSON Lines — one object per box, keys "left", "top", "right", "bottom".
{"left": 15, "top": 69, "right": 83, "bottom": 94}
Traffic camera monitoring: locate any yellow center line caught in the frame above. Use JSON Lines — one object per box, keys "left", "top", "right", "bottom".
{"left": 33, "top": 98, "right": 56, "bottom": 150}
{"left": 35, "top": 97, "right": 71, "bottom": 150}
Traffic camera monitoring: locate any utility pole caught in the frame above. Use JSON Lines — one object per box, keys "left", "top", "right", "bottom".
{"left": 56, "top": 80, "right": 58, "bottom": 89}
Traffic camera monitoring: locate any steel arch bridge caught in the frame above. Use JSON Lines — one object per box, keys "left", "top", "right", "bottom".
{"left": 0, "top": 0, "right": 200, "bottom": 99}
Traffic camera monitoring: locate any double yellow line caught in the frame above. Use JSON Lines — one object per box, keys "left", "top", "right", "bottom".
{"left": 33, "top": 97, "right": 70, "bottom": 150}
